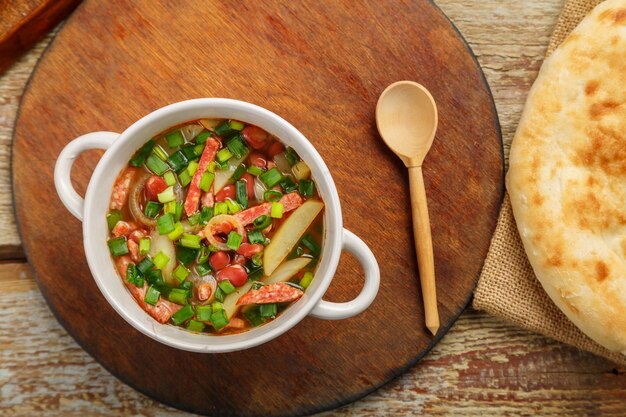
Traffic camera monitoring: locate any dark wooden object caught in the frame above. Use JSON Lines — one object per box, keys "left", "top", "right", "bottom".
{"left": 0, "top": 0, "right": 81, "bottom": 74}
{"left": 12, "top": 1, "right": 503, "bottom": 415}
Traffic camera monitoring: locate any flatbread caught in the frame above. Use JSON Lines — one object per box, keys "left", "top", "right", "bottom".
{"left": 508, "top": 0, "right": 626, "bottom": 353}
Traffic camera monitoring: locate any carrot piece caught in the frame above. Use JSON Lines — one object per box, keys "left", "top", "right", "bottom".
{"left": 184, "top": 138, "right": 220, "bottom": 216}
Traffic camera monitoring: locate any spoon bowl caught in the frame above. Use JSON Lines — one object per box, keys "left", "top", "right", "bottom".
{"left": 376, "top": 81, "right": 438, "bottom": 167}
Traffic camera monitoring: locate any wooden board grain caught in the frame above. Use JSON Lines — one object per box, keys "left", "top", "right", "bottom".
{"left": 0, "top": 0, "right": 81, "bottom": 74}
{"left": 12, "top": 1, "right": 503, "bottom": 415}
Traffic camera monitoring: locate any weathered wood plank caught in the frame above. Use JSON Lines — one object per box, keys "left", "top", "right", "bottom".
{"left": 1, "top": 262, "right": 625, "bottom": 417}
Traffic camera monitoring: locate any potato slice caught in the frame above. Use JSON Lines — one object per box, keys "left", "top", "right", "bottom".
{"left": 263, "top": 199, "right": 324, "bottom": 275}
{"left": 292, "top": 161, "right": 311, "bottom": 180}
{"left": 222, "top": 257, "right": 312, "bottom": 320}
{"left": 223, "top": 281, "right": 254, "bottom": 320}
{"left": 263, "top": 257, "right": 311, "bottom": 285}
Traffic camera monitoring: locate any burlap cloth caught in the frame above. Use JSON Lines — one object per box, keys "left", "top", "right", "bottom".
{"left": 472, "top": 0, "right": 626, "bottom": 367}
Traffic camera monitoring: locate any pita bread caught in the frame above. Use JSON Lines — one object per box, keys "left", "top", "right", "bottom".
{"left": 508, "top": 0, "right": 626, "bottom": 353}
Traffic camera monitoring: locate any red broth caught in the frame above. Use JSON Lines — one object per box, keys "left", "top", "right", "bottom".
{"left": 106, "top": 119, "right": 323, "bottom": 334}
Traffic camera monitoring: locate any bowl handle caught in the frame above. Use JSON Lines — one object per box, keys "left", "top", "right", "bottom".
{"left": 309, "top": 228, "right": 380, "bottom": 320}
{"left": 54, "top": 132, "right": 118, "bottom": 221}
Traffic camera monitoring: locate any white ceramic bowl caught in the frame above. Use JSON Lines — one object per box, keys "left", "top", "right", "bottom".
{"left": 54, "top": 98, "right": 380, "bottom": 353}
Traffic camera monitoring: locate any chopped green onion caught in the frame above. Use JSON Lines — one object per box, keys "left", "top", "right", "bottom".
{"left": 207, "top": 161, "right": 217, "bottom": 173}
{"left": 164, "top": 201, "right": 182, "bottom": 222}
{"left": 181, "top": 144, "right": 199, "bottom": 161}
{"left": 180, "top": 234, "right": 202, "bottom": 249}
{"left": 301, "top": 234, "right": 321, "bottom": 256}
{"left": 284, "top": 147, "right": 300, "bottom": 166}
{"left": 214, "top": 201, "right": 228, "bottom": 216}
{"left": 270, "top": 202, "right": 284, "bottom": 218}
{"left": 216, "top": 148, "right": 233, "bottom": 163}
{"left": 145, "top": 269, "right": 164, "bottom": 286}
{"left": 152, "top": 145, "right": 168, "bottom": 161}
{"left": 218, "top": 280, "right": 236, "bottom": 295}
{"left": 200, "top": 206, "right": 214, "bottom": 225}
{"left": 144, "top": 201, "right": 161, "bottom": 218}
{"left": 214, "top": 287, "right": 224, "bottom": 302}
{"left": 253, "top": 215, "right": 272, "bottom": 230}
{"left": 168, "top": 288, "right": 188, "bottom": 305}
{"left": 146, "top": 154, "right": 169, "bottom": 175}
{"left": 167, "top": 222, "right": 185, "bottom": 240}
{"left": 163, "top": 171, "right": 176, "bottom": 186}
{"left": 251, "top": 252, "right": 264, "bottom": 267}
{"left": 136, "top": 256, "right": 154, "bottom": 274}
{"left": 214, "top": 121, "right": 231, "bottom": 136}
{"left": 214, "top": 120, "right": 234, "bottom": 137}
{"left": 229, "top": 120, "right": 245, "bottom": 131}
{"left": 106, "top": 210, "right": 122, "bottom": 231}
{"left": 212, "top": 301, "right": 224, "bottom": 312}
{"left": 153, "top": 251, "right": 170, "bottom": 269}
{"left": 199, "top": 172, "right": 214, "bottom": 193}
{"left": 227, "top": 136, "right": 248, "bottom": 160}
{"left": 196, "top": 261, "right": 212, "bottom": 276}
{"left": 188, "top": 213, "right": 201, "bottom": 226}
{"left": 210, "top": 309, "right": 229, "bottom": 330}
{"left": 107, "top": 237, "right": 129, "bottom": 257}
{"left": 260, "top": 303, "right": 277, "bottom": 318}
{"left": 130, "top": 140, "right": 155, "bottom": 167}
{"left": 280, "top": 176, "right": 298, "bottom": 193}
{"left": 186, "top": 320, "right": 205, "bottom": 332}
{"left": 187, "top": 160, "right": 199, "bottom": 176}
{"left": 247, "top": 165, "right": 264, "bottom": 176}
{"left": 171, "top": 304, "right": 194, "bottom": 325}
{"left": 166, "top": 131, "right": 184, "bottom": 148}
{"left": 232, "top": 164, "right": 246, "bottom": 180}
{"left": 260, "top": 167, "right": 283, "bottom": 188}
{"left": 167, "top": 150, "right": 189, "bottom": 172}
{"left": 126, "top": 264, "right": 138, "bottom": 285}
{"left": 193, "top": 143, "right": 205, "bottom": 157}
{"left": 144, "top": 285, "right": 160, "bottom": 306}
{"left": 264, "top": 190, "right": 283, "bottom": 202}
{"left": 139, "top": 238, "right": 151, "bottom": 256}
{"left": 196, "top": 305, "right": 212, "bottom": 321}
{"left": 299, "top": 179, "right": 315, "bottom": 197}
{"left": 226, "top": 199, "right": 241, "bottom": 214}
{"left": 226, "top": 232, "right": 243, "bottom": 250}
{"left": 178, "top": 170, "right": 192, "bottom": 187}
{"left": 198, "top": 245, "right": 211, "bottom": 264}
{"left": 236, "top": 180, "right": 248, "bottom": 209}
{"left": 243, "top": 306, "right": 266, "bottom": 326}
{"left": 215, "top": 159, "right": 229, "bottom": 170}
{"left": 176, "top": 245, "right": 199, "bottom": 266}
{"left": 173, "top": 264, "right": 190, "bottom": 283}
{"left": 157, "top": 186, "right": 176, "bottom": 203}
{"left": 196, "top": 131, "right": 211, "bottom": 144}
{"left": 248, "top": 230, "right": 265, "bottom": 245}
{"left": 157, "top": 213, "right": 175, "bottom": 235}
{"left": 300, "top": 272, "right": 314, "bottom": 289}
{"left": 252, "top": 281, "right": 265, "bottom": 290}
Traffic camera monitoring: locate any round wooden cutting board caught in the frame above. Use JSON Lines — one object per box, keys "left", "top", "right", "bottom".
{"left": 12, "top": 1, "right": 503, "bottom": 415}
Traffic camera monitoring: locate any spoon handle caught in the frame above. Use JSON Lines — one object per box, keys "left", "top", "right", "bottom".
{"left": 408, "top": 166, "right": 439, "bottom": 335}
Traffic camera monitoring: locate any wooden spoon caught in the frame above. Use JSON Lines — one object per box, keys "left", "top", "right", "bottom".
{"left": 375, "top": 80, "right": 440, "bottom": 335}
